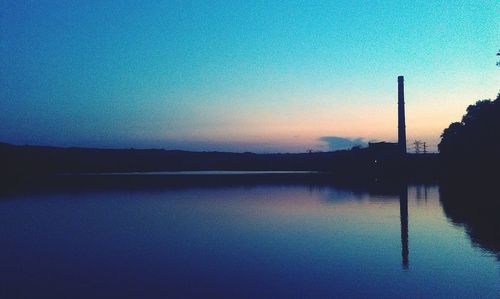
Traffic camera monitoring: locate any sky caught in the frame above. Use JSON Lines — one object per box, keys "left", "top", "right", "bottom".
{"left": 1, "top": 0, "right": 499, "bottom": 153}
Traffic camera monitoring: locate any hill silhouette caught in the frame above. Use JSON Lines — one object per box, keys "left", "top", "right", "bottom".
{"left": 0, "top": 142, "right": 438, "bottom": 180}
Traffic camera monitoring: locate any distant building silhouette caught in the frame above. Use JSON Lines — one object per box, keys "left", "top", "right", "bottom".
{"left": 368, "top": 142, "right": 398, "bottom": 153}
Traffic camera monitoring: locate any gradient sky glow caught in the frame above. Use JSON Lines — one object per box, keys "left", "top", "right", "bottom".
{"left": 1, "top": 0, "right": 499, "bottom": 152}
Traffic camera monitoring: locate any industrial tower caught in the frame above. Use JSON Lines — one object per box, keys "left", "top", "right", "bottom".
{"left": 398, "top": 76, "right": 407, "bottom": 155}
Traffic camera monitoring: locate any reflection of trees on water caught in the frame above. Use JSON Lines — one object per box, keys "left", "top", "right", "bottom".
{"left": 439, "top": 184, "right": 500, "bottom": 260}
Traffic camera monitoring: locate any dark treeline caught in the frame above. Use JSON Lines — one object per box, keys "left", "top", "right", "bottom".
{"left": 0, "top": 141, "right": 438, "bottom": 181}
{"left": 439, "top": 93, "right": 500, "bottom": 177}
{"left": 435, "top": 92, "right": 500, "bottom": 258}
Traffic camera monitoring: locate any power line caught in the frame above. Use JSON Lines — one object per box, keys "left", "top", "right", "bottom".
{"left": 413, "top": 140, "right": 428, "bottom": 154}
{"left": 413, "top": 140, "right": 422, "bottom": 154}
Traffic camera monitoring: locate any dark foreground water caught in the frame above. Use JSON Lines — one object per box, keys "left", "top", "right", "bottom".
{"left": 0, "top": 176, "right": 498, "bottom": 298}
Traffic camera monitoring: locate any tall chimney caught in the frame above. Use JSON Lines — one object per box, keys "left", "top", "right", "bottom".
{"left": 398, "top": 76, "right": 406, "bottom": 155}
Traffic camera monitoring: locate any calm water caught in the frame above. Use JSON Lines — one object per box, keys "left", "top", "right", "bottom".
{"left": 0, "top": 179, "right": 498, "bottom": 298}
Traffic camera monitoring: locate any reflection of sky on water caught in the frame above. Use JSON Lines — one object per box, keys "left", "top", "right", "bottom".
{"left": 0, "top": 184, "right": 498, "bottom": 298}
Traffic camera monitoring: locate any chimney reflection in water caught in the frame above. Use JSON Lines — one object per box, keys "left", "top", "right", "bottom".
{"left": 400, "top": 185, "right": 409, "bottom": 270}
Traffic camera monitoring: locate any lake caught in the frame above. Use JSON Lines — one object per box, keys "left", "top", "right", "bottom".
{"left": 0, "top": 174, "right": 498, "bottom": 298}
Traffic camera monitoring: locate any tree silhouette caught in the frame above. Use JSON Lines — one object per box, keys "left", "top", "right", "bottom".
{"left": 438, "top": 93, "right": 500, "bottom": 173}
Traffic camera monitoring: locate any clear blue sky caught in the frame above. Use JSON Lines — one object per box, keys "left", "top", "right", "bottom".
{"left": 1, "top": 0, "right": 498, "bottom": 152}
